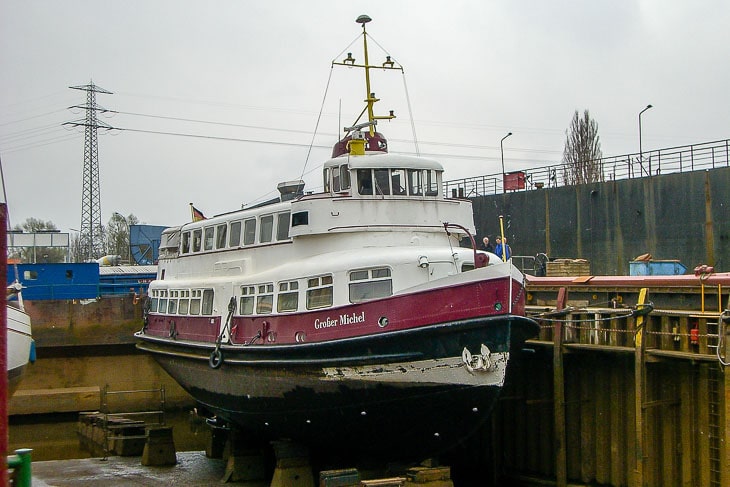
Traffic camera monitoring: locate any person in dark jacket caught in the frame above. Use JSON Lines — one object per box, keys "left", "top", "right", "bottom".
{"left": 482, "top": 236, "right": 494, "bottom": 253}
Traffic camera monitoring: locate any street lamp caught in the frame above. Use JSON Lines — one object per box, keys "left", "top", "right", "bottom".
{"left": 500, "top": 132, "right": 512, "bottom": 193}
{"left": 639, "top": 104, "right": 653, "bottom": 175}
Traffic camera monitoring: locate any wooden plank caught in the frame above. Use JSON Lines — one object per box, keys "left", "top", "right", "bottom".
{"left": 553, "top": 320, "right": 567, "bottom": 487}
{"left": 579, "top": 359, "right": 595, "bottom": 483}
{"left": 679, "top": 366, "right": 695, "bottom": 487}
{"left": 609, "top": 364, "right": 625, "bottom": 486}
{"left": 698, "top": 365, "right": 711, "bottom": 487}
{"left": 594, "top": 365, "right": 610, "bottom": 484}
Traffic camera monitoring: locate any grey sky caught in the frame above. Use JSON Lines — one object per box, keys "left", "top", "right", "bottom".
{"left": 2, "top": 1, "right": 728, "bottom": 234}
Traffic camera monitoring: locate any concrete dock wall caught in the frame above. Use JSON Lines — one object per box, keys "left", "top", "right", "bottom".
{"left": 472, "top": 166, "right": 730, "bottom": 275}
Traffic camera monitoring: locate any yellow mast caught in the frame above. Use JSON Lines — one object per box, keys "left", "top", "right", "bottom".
{"left": 333, "top": 15, "right": 399, "bottom": 138}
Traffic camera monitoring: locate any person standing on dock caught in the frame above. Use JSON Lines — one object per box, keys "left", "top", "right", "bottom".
{"left": 494, "top": 236, "right": 511, "bottom": 261}
{"left": 482, "top": 236, "right": 494, "bottom": 253}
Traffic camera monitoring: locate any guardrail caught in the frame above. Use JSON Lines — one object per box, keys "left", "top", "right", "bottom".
{"left": 444, "top": 138, "right": 730, "bottom": 197}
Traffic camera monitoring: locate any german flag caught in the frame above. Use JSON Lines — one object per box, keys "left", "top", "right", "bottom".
{"left": 190, "top": 203, "right": 206, "bottom": 222}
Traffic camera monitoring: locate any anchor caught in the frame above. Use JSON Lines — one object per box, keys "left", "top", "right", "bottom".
{"left": 462, "top": 344, "right": 497, "bottom": 373}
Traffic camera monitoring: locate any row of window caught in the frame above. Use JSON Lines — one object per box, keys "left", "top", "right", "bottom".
{"left": 149, "top": 267, "right": 393, "bottom": 317}
{"left": 180, "top": 211, "right": 291, "bottom": 255}
{"left": 324, "top": 165, "right": 440, "bottom": 197}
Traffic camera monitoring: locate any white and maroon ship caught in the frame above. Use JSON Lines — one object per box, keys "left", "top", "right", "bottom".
{"left": 136, "top": 15, "right": 538, "bottom": 460}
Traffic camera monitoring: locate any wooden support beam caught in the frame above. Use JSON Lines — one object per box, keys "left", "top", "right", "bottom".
{"left": 633, "top": 288, "right": 648, "bottom": 487}
{"left": 554, "top": 318, "right": 567, "bottom": 486}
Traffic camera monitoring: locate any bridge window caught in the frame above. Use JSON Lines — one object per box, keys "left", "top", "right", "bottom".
{"left": 374, "top": 169, "right": 390, "bottom": 195}
{"left": 408, "top": 170, "right": 423, "bottom": 196}
{"left": 391, "top": 169, "right": 406, "bottom": 195}
{"left": 243, "top": 219, "right": 256, "bottom": 245}
{"left": 292, "top": 211, "right": 308, "bottom": 227}
{"left": 149, "top": 298, "right": 158, "bottom": 313}
{"left": 307, "top": 275, "right": 333, "bottom": 309}
{"left": 167, "top": 298, "right": 178, "bottom": 314}
{"left": 349, "top": 267, "right": 393, "bottom": 303}
{"left": 426, "top": 170, "right": 440, "bottom": 196}
{"left": 277, "top": 280, "right": 299, "bottom": 312}
{"left": 216, "top": 224, "right": 227, "bottom": 249}
{"left": 229, "top": 221, "right": 241, "bottom": 247}
{"left": 357, "top": 169, "right": 373, "bottom": 195}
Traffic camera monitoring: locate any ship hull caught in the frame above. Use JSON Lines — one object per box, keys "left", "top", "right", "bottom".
{"left": 7, "top": 304, "right": 32, "bottom": 397}
{"left": 137, "top": 314, "right": 537, "bottom": 459}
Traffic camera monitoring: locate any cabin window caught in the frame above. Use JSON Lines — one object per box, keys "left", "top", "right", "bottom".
{"left": 277, "top": 281, "right": 299, "bottom": 312}
{"left": 276, "top": 212, "right": 291, "bottom": 241}
{"left": 168, "top": 299, "right": 178, "bottom": 314}
{"left": 391, "top": 169, "right": 407, "bottom": 195}
{"left": 243, "top": 219, "right": 256, "bottom": 245}
{"left": 408, "top": 169, "right": 423, "bottom": 196}
{"left": 216, "top": 224, "right": 227, "bottom": 249}
{"left": 374, "top": 169, "right": 390, "bottom": 195}
{"left": 260, "top": 215, "right": 274, "bottom": 243}
{"left": 292, "top": 211, "right": 308, "bottom": 227}
{"left": 256, "top": 283, "right": 274, "bottom": 314}
{"left": 229, "top": 221, "right": 242, "bottom": 247}
{"left": 357, "top": 169, "right": 373, "bottom": 195}
{"left": 158, "top": 298, "right": 168, "bottom": 314}
{"left": 192, "top": 229, "right": 202, "bottom": 252}
{"left": 178, "top": 297, "right": 190, "bottom": 314}
{"left": 190, "top": 290, "right": 202, "bottom": 315}
{"left": 426, "top": 170, "right": 440, "bottom": 196}
{"left": 149, "top": 298, "right": 158, "bottom": 313}
{"left": 306, "top": 275, "right": 333, "bottom": 309}
{"left": 349, "top": 267, "right": 393, "bottom": 303}
{"left": 204, "top": 227, "right": 215, "bottom": 251}
{"left": 181, "top": 232, "right": 190, "bottom": 253}
{"left": 239, "top": 286, "right": 255, "bottom": 315}
{"left": 202, "top": 289, "right": 214, "bottom": 315}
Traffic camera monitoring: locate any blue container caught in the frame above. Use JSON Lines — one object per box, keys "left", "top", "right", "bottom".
{"left": 629, "top": 260, "right": 687, "bottom": 276}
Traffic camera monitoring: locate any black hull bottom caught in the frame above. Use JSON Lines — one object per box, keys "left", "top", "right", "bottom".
{"left": 154, "top": 355, "right": 503, "bottom": 462}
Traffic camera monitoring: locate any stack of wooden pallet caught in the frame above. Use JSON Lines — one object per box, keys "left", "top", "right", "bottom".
{"left": 545, "top": 258, "right": 590, "bottom": 277}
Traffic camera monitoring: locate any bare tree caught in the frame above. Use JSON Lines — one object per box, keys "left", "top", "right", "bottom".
{"left": 106, "top": 213, "right": 139, "bottom": 263}
{"left": 562, "top": 110, "right": 603, "bottom": 185}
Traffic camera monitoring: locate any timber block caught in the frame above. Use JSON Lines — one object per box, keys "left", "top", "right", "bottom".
{"left": 360, "top": 478, "right": 406, "bottom": 487}
{"left": 10, "top": 386, "right": 101, "bottom": 415}
{"left": 319, "top": 468, "right": 360, "bottom": 486}
{"left": 141, "top": 426, "right": 176, "bottom": 466}
{"left": 405, "top": 466, "right": 452, "bottom": 484}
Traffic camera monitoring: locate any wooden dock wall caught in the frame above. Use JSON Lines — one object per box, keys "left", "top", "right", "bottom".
{"left": 481, "top": 277, "right": 730, "bottom": 487}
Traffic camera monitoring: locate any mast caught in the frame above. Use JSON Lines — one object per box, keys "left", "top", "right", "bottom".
{"left": 333, "top": 15, "right": 400, "bottom": 137}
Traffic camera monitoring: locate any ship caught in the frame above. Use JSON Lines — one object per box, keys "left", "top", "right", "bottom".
{"left": 136, "top": 14, "right": 539, "bottom": 460}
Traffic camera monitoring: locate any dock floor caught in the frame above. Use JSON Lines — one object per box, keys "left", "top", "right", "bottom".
{"left": 30, "top": 451, "right": 267, "bottom": 486}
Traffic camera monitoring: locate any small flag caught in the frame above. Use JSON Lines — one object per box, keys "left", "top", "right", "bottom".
{"left": 190, "top": 203, "right": 206, "bottom": 222}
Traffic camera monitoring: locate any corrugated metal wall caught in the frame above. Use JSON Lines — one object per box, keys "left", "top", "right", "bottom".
{"left": 471, "top": 166, "right": 730, "bottom": 274}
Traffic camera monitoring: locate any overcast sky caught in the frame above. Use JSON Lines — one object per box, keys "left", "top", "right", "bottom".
{"left": 1, "top": 1, "right": 729, "bottom": 234}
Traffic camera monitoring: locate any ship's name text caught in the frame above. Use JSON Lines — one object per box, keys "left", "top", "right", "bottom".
{"left": 314, "top": 311, "right": 366, "bottom": 329}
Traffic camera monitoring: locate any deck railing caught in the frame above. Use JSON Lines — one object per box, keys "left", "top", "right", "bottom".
{"left": 444, "top": 138, "right": 730, "bottom": 197}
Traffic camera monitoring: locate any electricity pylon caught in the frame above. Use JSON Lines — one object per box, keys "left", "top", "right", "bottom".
{"left": 64, "top": 81, "right": 113, "bottom": 261}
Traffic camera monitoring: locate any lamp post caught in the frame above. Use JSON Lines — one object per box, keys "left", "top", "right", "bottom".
{"left": 639, "top": 104, "right": 652, "bottom": 175}
{"left": 500, "top": 132, "right": 512, "bottom": 193}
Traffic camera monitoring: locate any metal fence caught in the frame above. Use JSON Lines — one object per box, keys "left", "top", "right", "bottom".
{"left": 444, "top": 138, "right": 730, "bottom": 197}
